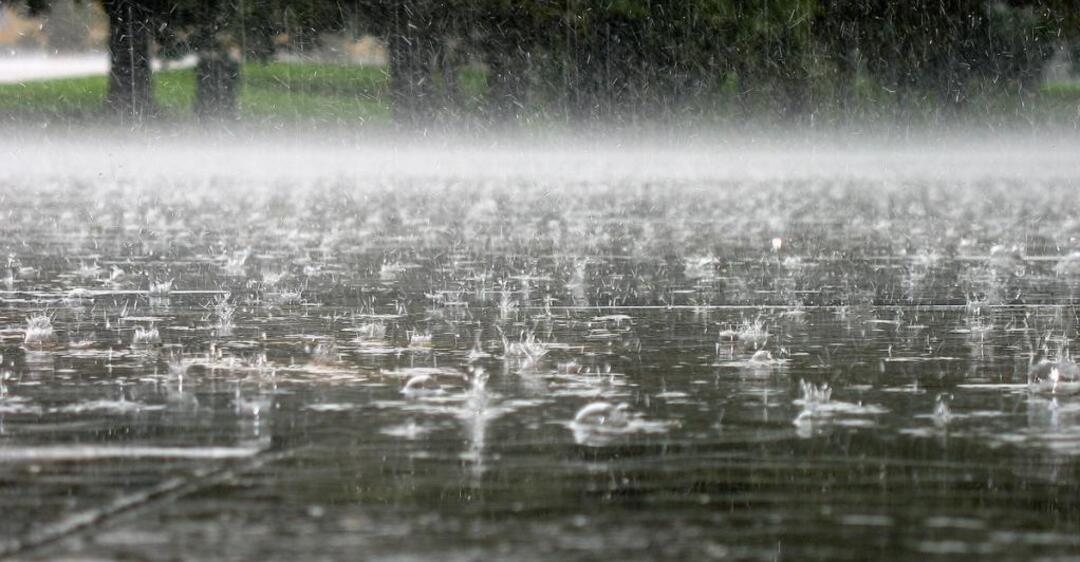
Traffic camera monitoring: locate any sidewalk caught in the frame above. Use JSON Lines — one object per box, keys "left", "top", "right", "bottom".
{"left": 0, "top": 51, "right": 196, "bottom": 84}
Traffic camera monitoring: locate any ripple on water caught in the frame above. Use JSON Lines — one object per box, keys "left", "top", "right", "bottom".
{"left": 4, "top": 151, "right": 1080, "bottom": 560}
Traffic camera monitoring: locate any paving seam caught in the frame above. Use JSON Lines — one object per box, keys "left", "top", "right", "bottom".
{"left": 0, "top": 447, "right": 298, "bottom": 560}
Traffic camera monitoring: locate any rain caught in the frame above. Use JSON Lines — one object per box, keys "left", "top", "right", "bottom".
{"left": 1, "top": 1, "right": 1080, "bottom": 561}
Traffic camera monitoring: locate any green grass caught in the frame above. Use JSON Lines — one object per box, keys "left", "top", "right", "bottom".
{"left": 0, "top": 59, "right": 1077, "bottom": 128}
{"left": 0, "top": 61, "right": 498, "bottom": 125}
{"left": 0, "top": 73, "right": 110, "bottom": 118}
{"left": 240, "top": 62, "right": 390, "bottom": 123}
{"left": 0, "top": 61, "right": 397, "bottom": 124}
{"left": 1042, "top": 80, "right": 1080, "bottom": 96}
{"left": 243, "top": 62, "right": 389, "bottom": 98}
{"left": 0, "top": 68, "right": 196, "bottom": 119}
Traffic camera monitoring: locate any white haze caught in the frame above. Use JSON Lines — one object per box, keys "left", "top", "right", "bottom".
{"left": 3, "top": 129, "right": 1078, "bottom": 187}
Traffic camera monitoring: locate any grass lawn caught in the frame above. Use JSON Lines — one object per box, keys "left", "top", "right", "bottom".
{"left": 0, "top": 59, "right": 1077, "bottom": 128}
{"left": 0, "top": 61, "right": 398, "bottom": 124}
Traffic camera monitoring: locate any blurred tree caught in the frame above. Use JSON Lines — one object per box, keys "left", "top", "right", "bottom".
{"left": 162, "top": 0, "right": 247, "bottom": 119}
{"left": 385, "top": 1, "right": 437, "bottom": 124}
{"left": 349, "top": 0, "right": 463, "bottom": 125}
{"left": 814, "top": 0, "right": 868, "bottom": 117}
{"left": 11, "top": 0, "right": 1079, "bottom": 124}
{"left": 847, "top": 0, "right": 1064, "bottom": 115}
{"left": 42, "top": 0, "right": 99, "bottom": 51}
{"left": 19, "top": 0, "right": 157, "bottom": 118}
{"left": 101, "top": 0, "right": 156, "bottom": 118}
{"left": 468, "top": 0, "right": 537, "bottom": 122}
{"left": 154, "top": 0, "right": 342, "bottom": 118}
{"left": 190, "top": 0, "right": 239, "bottom": 119}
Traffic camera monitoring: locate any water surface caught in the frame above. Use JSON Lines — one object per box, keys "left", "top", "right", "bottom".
{"left": 2, "top": 138, "right": 1080, "bottom": 560}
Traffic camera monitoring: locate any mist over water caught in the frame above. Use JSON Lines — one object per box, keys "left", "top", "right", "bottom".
{"left": 5, "top": 129, "right": 1080, "bottom": 183}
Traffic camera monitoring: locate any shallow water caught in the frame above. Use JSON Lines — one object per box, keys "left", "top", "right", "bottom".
{"left": 2, "top": 138, "right": 1080, "bottom": 560}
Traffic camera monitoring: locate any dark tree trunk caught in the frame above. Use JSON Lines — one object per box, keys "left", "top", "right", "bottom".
{"left": 103, "top": 0, "right": 153, "bottom": 119}
{"left": 193, "top": 0, "right": 240, "bottom": 120}
{"left": 195, "top": 53, "right": 240, "bottom": 119}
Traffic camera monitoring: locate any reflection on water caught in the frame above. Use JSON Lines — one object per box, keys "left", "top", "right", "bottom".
{"left": 2, "top": 150, "right": 1080, "bottom": 559}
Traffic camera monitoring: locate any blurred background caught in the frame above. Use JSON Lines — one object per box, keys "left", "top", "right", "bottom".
{"left": 0, "top": 0, "right": 1078, "bottom": 129}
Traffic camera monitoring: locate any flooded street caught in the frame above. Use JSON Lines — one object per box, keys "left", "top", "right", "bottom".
{"left": 2, "top": 137, "right": 1080, "bottom": 560}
